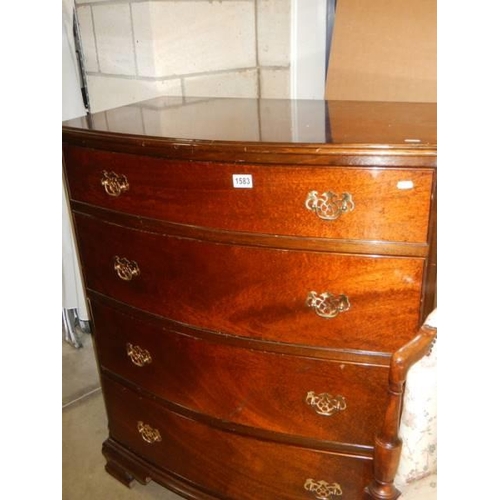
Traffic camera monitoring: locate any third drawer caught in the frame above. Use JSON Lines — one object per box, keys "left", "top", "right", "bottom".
{"left": 92, "top": 298, "right": 389, "bottom": 447}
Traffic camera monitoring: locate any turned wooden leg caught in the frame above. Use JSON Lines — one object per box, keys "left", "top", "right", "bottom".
{"left": 363, "top": 435, "right": 402, "bottom": 499}
{"left": 365, "top": 321, "right": 437, "bottom": 499}
{"left": 363, "top": 386, "right": 403, "bottom": 500}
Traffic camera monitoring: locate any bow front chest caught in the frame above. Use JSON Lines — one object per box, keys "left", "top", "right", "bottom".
{"left": 63, "top": 97, "right": 436, "bottom": 500}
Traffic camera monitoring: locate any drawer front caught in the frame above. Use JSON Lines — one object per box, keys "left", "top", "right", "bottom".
{"left": 75, "top": 214, "right": 425, "bottom": 352}
{"left": 102, "top": 375, "right": 373, "bottom": 500}
{"left": 92, "top": 299, "right": 388, "bottom": 446}
{"left": 64, "top": 145, "right": 433, "bottom": 243}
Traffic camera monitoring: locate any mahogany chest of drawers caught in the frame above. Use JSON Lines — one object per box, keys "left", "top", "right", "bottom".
{"left": 62, "top": 97, "right": 437, "bottom": 500}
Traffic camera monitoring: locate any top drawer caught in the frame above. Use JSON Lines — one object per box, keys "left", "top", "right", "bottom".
{"left": 63, "top": 145, "right": 434, "bottom": 243}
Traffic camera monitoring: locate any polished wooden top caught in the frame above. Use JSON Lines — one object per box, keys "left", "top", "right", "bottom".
{"left": 62, "top": 96, "right": 436, "bottom": 148}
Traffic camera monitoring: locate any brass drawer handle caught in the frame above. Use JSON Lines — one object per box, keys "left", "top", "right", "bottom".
{"left": 305, "top": 191, "right": 354, "bottom": 221}
{"left": 113, "top": 256, "right": 140, "bottom": 281}
{"left": 305, "top": 391, "right": 347, "bottom": 416}
{"left": 126, "top": 343, "right": 152, "bottom": 367}
{"left": 101, "top": 170, "right": 129, "bottom": 197}
{"left": 306, "top": 291, "right": 350, "bottom": 319}
{"left": 304, "top": 478, "right": 343, "bottom": 498}
{"left": 137, "top": 421, "right": 162, "bottom": 444}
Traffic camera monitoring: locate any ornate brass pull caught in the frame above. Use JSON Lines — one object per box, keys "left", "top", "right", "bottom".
{"left": 137, "top": 421, "right": 162, "bottom": 444}
{"left": 305, "top": 391, "right": 347, "bottom": 416}
{"left": 101, "top": 170, "right": 129, "bottom": 197}
{"left": 126, "top": 343, "right": 152, "bottom": 367}
{"left": 306, "top": 291, "right": 350, "bottom": 319}
{"left": 305, "top": 191, "right": 354, "bottom": 221}
{"left": 113, "top": 256, "right": 140, "bottom": 281}
{"left": 304, "top": 478, "right": 343, "bottom": 498}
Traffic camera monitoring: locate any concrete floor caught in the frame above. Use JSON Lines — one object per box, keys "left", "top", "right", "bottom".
{"left": 62, "top": 331, "right": 184, "bottom": 500}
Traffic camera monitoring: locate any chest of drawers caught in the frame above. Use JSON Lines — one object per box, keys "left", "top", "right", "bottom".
{"left": 63, "top": 97, "right": 436, "bottom": 500}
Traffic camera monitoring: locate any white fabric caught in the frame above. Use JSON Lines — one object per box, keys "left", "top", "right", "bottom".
{"left": 399, "top": 473, "right": 437, "bottom": 500}
{"left": 423, "top": 308, "right": 438, "bottom": 329}
{"left": 62, "top": 183, "right": 89, "bottom": 320}
{"left": 394, "top": 310, "right": 437, "bottom": 490}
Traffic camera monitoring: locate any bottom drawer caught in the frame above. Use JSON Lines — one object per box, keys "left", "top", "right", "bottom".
{"left": 102, "top": 375, "right": 373, "bottom": 500}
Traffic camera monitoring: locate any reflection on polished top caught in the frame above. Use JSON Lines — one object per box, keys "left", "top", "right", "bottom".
{"left": 62, "top": 96, "right": 437, "bottom": 147}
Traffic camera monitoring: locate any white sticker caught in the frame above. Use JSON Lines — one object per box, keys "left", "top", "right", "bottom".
{"left": 397, "top": 180, "right": 414, "bottom": 190}
{"left": 232, "top": 174, "right": 253, "bottom": 189}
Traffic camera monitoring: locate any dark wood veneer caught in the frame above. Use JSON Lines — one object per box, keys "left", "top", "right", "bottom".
{"left": 102, "top": 375, "right": 374, "bottom": 500}
{"left": 64, "top": 145, "right": 434, "bottom": 243}
{"left": 92, "top": 298, "right": 389, "bottom": 445}
{"left": 63, "top": 96, "right": 437, "bottom": 500}
{"left": 75, "top": 213, "right": 425, "bottom": 352}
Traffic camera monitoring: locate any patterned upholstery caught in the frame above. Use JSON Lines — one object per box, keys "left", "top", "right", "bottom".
{"left": 399, "top": 473, "right": 437, "bottom": 499}
{"left": 396, "top": 309, "right": 437, "bottom": 499}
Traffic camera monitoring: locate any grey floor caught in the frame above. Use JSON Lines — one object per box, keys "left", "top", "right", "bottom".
{"left": 62, "top": 330, "right": 184, "bottom": 499}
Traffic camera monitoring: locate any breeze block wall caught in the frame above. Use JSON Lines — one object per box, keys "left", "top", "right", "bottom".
{"left": 75, "top": 0, "right": 291, "bottom": 112}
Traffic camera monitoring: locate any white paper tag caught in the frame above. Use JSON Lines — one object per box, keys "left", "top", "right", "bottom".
{"left": 232, "top": 174, "right": 253, "bottom": 188}
{"left": 397, "top": 180, "right": 414, "bottom": 190}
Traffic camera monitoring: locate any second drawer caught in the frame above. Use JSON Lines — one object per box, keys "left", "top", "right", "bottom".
{"left": 75, "top": 213, "right": 425, "bottom": 352}
{"left": 92, "top": 298, "right": 388, "bottom": 447}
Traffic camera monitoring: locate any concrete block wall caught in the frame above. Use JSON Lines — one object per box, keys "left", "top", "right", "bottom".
{"left": 75, "top": 0, "right": 291, "bottom": 112}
